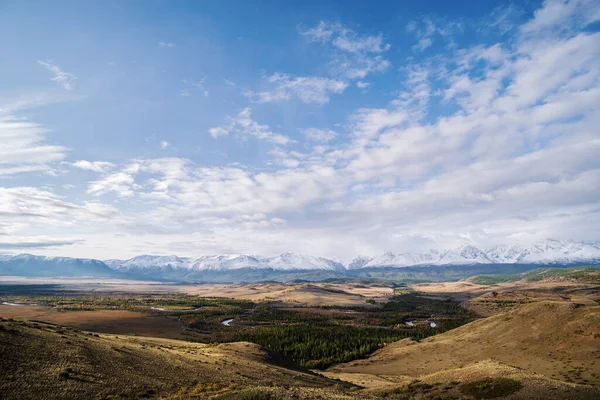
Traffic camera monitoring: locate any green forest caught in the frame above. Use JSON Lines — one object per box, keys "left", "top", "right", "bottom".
{"left": 212, "top": 292, "right": 476, "bottom": 369}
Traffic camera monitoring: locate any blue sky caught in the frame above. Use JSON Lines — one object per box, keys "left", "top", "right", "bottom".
{"left": 1, "top": 0, "right": 599, "bottom": 260}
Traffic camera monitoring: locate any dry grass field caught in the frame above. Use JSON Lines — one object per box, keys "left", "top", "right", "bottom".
{"left": 327, "top": 302, "right": 600, "bottom": 394}
{"left": 411, "top": 278, "right": 600, "bottom": 316}
{"left": 184, "top": 282, "right": 393, "bottom": 305}
{"left": 2, "top": 276, "right": 600, "bottom": 399}
{"left": 0, "top": 277, "right": 394, "bottom": 306}
{"left": 0, "top": 318, "right": 352, "bottom": 400}
{"left": 0, "top": 305, "right": 186, "bottom": 338}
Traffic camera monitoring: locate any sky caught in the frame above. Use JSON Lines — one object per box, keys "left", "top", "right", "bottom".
{"left": 0, "top": 0, "right": 599, "bottom": 261}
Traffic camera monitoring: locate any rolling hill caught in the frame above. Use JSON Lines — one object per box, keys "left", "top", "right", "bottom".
{"left": 0, "top": 318, "right": 350, "bottom": 400}
{"left": 328, "top": 302, "right": 600, "bottom": 389}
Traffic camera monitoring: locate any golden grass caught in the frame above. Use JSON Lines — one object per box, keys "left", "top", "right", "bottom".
{"left": 0, "top": 319, "right": 340, "bottom": 400}
{"left": 328, "top": 302, "right": 600, "bottom": 390}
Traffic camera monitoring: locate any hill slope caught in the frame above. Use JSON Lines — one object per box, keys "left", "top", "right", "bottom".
{"left": 0, "top": 319, "right": 342, "bottom": 400}
{"left": 470, "top": 266, "right": 600, "bottom": 285}
{"left": 329, "top": 302, "right": 600, "bottom": 386}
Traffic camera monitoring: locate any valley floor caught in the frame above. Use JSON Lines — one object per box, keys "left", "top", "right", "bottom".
{"left": 1, "top": 275, "right": 599, "bottom": 399}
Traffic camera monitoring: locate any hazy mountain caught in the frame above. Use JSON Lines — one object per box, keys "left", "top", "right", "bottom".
{"left": 0, "top": 254, "right": 117, "bottom": 277}
{"left": 106, "top": 255, "right": 190, "bottom": 272}
{"left": 108, "top": 252, "right": 345, "bottom": 273}
{"left": 349, "top": 240, "right": 600, "bottom": 269}
{"left": 1, "top": 239, "right": 598, "bottom": 281}
{"left": 347, "top": 256, "right": 373, "bottom": 270}
{"left": 264, "top": 253, "right": 345, "bottom": 272}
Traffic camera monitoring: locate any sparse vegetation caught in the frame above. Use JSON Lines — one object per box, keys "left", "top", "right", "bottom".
{"left": 215, "top": 388, "right": 276, "bottom": 400}
{"left": 2, "top": 280, "right": 599, "bottom": 400}
{"left": 459, "top": 377, "right": 522, "bottom": 399}
{"left": 472, "top": 266, "right": 600, "bottom": 285}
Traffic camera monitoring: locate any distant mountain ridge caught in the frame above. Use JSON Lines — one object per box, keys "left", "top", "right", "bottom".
{"left": 1, "top": 240, "right": 599, "bottom": 281}
{"left": 0, "top": 254, "right": 117, "bottom": 278}
{"left": 106, "top": 252, "right": 346, "bottom": 273}
{"left": 347, "top": 240, "right": 600, "bottom": 269}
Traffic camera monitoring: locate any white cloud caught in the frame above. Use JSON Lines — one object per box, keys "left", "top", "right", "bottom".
{"left": 0, "top": 235, "right": 84, "bottom": 250}
{"left": 4, "top": 0, "right": 600, "bottom": 260}
{"left": 393, "top": 63, "right": 433, "bottom": 119}
{"left": 333, "top": 54, "right": 390, "bottom": 80}
{"left": 88, "top": 172, "right": 137, "bottom": 197}
{"left": 158, "top": 41, "right": 175, "bottom": 48}
{"left": 209, "top": 108, "right": 293, "bottom": 145}
{"left": 180, "top": 78, "right": 208, "bottom": 97}
{"left": 406, "top": 16, "right": 464, "bottom": 52}
{"left": 356, "top": 81, "right": 370, "bottom": 89}
{"left": 37, "top": 59, "right": 77, "bottom": 90}
{"left": 414, "top": 37, "right": 433, "bottom": 52}
{"left": 301, "top": 21, "right": 391, "bottom": 80}
{"left": 243, "top": 22, "right": 389, "bottom": 106}
{"left": 302, "top": 128, "right": 337, "bottom": 142}
{"left": 72, "top": 160, "right": 115, "bottom": 173}
{"left": 520, "top": 0, "right": 600, "bottom": 35}
{"left": 0, "top": 91, "right": 82, "bottom": 113}
{"left": 0, "top": 115, "right": 67, "bottom": 176}
{"left": 160, "top": 140, "right": 169, "bottom": 149}
{"left": 224, "top": 78, "right": 236, "bottom": 87}
{"left": 483, "top": 4, "right": 523, "bottom": 35}
{"left": 244, "top": 73, "right": 348, "bottom": 104}
{"left": 0, "top": 186, "right": 119, "bottom": 234}
{"left": 301, "top": 21, "right": 390, "bottom": 53}
{"left": 190, "top": 78, "right": 206, "bottom": 88}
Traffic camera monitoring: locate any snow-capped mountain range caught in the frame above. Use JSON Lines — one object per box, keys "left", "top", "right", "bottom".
{"left": 1, "top": 240, "right": 599, "bottom": 280}
{"left": 348, "top": 240, "right": 600, "bottom": 269}
{"left": 105, "top": 253, "right": 346, "bottom": 272}
{"left": 102, "top": 239, "right": 600, "bottom": 271}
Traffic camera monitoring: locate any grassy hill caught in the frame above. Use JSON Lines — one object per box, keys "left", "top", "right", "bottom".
{"left": 0, "top": 318, "right": 349, "bottom": 400}
{"left": 470, "top": 266, "right": 600, "bottom": 285}
{"left": 368, "top": 360, "right": 600, "bottom": 400}
{"left": 327, "top": 302, "right": 600, "bottom": 397}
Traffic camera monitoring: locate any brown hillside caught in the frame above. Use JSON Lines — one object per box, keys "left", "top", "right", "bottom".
{"left": 378, "top": 360, "right": 599, "bottom": 400}
{"left": 0, "top": 318, "right": 340, "bottom": 400}
{"left": 329, "top": 302, "right": 600, "bottom": 385}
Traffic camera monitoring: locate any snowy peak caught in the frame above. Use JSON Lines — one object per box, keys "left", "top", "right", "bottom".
{"left": 438, "top": 244, "right": 492, "bottom": 265}
{"left": 517, "top": 239, "right": 600, "bottom": 264}
{"left": 110, "top": 255, "right": 190, "bottom": 271}
{"left": 106, "top": 252, "right": 345, "bottom": 272}
{"left": 189, "top": 254, "right": 263, "bottom": 271}
{"left": 2, "top": 239, "right": 598, "bottom": 278}
{"left": 354, "top": 240, "right": 600, "bottom": 269}
{"left": 104, "top": 240, "right": 600, "bottom": 272}
{"left": 265, "top": 253, "right": 345, "bottom": 272}
{"left": 347, "top": 256, "right": 373, "bottom": 270}
{"left": 356, "top": 251, "right": 439, "bottom": 269}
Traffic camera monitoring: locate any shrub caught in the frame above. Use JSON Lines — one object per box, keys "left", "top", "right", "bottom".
{"left": 135, "top": 389, "right": 156, "bottom": 398}
{"left": 459, "top": 378, "right": 522, "bottom": 399}
{"left": 58, "top": 369, "right": 71, "bottom": 379}
{"left": 216, "top": 389, "right": 275, "bottom": 400}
